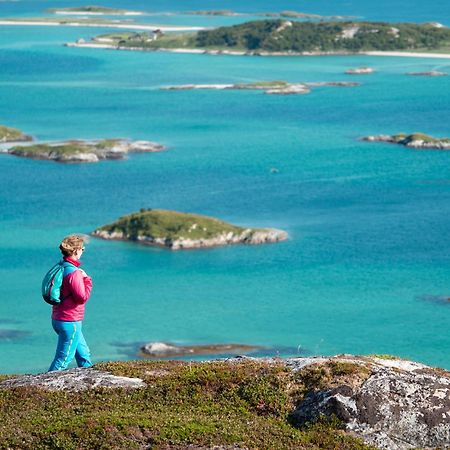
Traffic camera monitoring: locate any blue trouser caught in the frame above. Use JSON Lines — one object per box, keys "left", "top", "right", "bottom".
{"left": 48, "top": 320, "right": 92, "bottom": 371}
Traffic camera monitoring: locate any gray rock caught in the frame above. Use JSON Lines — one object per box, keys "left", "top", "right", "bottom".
{"left": 287, "top": 356, "right": 450, "bottom": 450}
{"left": 0, "top": 368, "right": 146, "bottom": 391}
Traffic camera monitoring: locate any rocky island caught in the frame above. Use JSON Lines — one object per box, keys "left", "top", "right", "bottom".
{"left": 67, "top": 20, "right": 450, "bottom": 56}
{"left": 362, "top": 132, "right": 450, "bottom": 150}
{"left": 5, "top": 139, "right": 165, "bottom": 163}
{"left": 162, "top": 80, "right": 359, "bottom": 95}
{"left": 92, "top": 209, "right": 288, "bottom": 249}
{"left": 0, "top": 124, "right": 32, "bottom": 143}
{"left": 0, "top": 355, "right": 449, "bottom": 449}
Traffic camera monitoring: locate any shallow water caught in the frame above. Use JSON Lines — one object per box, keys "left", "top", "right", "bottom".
{"left": 0, "top": 0, "right": 450, "bottom": 374}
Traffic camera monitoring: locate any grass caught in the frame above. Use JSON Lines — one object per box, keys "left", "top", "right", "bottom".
{"left": 10, "top": 140, "right": 122, "bottom": 158}
{"left": 0, "top": 124, "right": 28, "bottom": 142}
{"left": 96, "top": 209, "right": 259, "bottom": 240}
{"left": 0, "top": 360, "right": 374, "bottom": 449}
{"left": 392, "top": 133, "right": 450, "bottom": 144}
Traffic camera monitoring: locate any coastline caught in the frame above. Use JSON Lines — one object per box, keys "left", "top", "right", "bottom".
{"left": 65, "top": 41, "right": 450, "bottom": 58}
{"left": 0, "top": 20, "right": 206, "bottom": 31}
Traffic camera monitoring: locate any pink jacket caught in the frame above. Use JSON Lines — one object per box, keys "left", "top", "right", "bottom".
{"left": 52, "top": 257, "right": 93, "bottom": 322}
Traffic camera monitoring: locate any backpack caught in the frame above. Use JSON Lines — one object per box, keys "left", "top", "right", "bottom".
{"left": 42, "top": 261, "right": 77, "bottom": 305}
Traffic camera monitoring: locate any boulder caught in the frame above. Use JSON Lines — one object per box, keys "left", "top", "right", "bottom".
{"left": 0, "top": 368, "right": 145, "bottom": 391}
{"left": 287, "top": 356, "right": 450, "bottom": 450}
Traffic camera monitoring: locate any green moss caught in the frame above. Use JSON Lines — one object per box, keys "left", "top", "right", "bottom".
{"left": 0, "top": 360, "right": 374, "bottom": 449}
{"left": 392, "top": 133, "right": 450, "bottom": 144}
{"left": 96, "top": 209, "right": 258, "bottom": 240}
{"left": 10, "top": 142, "right": 89, "bottom": 157}
{"left": 234, "top": 80, "right": 290, "bottom": 89}
{"left": 10, "top": 140, "right": 125, "bottom": 159}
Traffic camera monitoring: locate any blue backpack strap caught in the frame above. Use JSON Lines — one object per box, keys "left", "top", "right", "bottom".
{"left": 62, "top": 261, "right": 78, "bottom": 278}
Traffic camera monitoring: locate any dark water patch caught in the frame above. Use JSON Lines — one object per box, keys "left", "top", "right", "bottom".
{"left": 0, "top": 319, "right": 22, "bottom": 325}
{"left": 418, "top": 294, "right": 450, "bottom": 305}
{"left": 0, "top": 49, "right": 102, "bottom": 77}
{"left": 0, "top": 329, "right": 31, "bottom": 340}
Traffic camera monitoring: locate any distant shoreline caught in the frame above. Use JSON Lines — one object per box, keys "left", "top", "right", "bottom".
{"left": 0, "top": 20, "right": 205, "bottom": 31}
{"left": 65, "top": 42, "right": 450, "bottom": 59}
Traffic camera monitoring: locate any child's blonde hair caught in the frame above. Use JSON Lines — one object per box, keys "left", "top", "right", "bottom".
{"left": 59, "top": 235, "right": 85, "bottom": 257}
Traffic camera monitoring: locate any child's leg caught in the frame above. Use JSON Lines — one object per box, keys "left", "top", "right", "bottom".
{"left": 48, "top": 320, "right": 80, "bottom": 371}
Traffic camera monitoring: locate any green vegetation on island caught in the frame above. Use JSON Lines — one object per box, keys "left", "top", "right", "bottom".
{"left": 86, "top": 20, "right": 450, "bottom": 54}
{"left": 0, "top": 124, "right": 31, "bottom": 143}
{"left": 48, "top": 5, "right": 140, "bottom": 14}
{"left": 92, "top": 209, "right": 288, "bottom": 249}
{"left": 194, "top": 20, "right": 450, "bottom": 52}
{"left": 0, "top": 359, "right": 373, "bottom": 449}
{"left": 8, "top": 139, "right": 165, "bottom": 163}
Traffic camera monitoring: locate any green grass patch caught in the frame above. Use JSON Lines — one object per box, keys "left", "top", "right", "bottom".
{"left": 0, "top": 125, "right": 28, "bottom": 142}
{"left": 0, "top": 360, "right": 374, "bottom": 449}
{"left": 95, "top": 209, "right": 260, "bottom": 240}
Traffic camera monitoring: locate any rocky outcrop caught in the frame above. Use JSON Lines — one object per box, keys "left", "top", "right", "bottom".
{"left": 7, "top": 139, "right": 165, "bottom": 163}
{"left": 0, "top": 368, "right": 145, "bottom": 391}
{"left": 287, "top": 355, "right": 450, "bottom": 450}
{"left": 94, "top": 226, "right": 288, "bottom": 249}
{"left": 162, "top": 81, "right": 359, "bottom": 95}
{"left": 362, "top": 133, "right": 450, "bottom": 150}
{"left": 0, "top": 355, "right": 449, "bottom": 449}
{"left": 140, "top": 342, "right": 263, "bottom": 358}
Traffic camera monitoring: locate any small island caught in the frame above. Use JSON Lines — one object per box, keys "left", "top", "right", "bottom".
{"left": 67, "top": 20, "right": 450, "bottom": 56}
{"left": 362, "top": 133, "right": 450, "bottom": 150}
{"left": 345, "top": 67, "right": 375, "bottom": 74}
{"left": 0, "top": 124, "right": 32, "bottom": 143}
{"left": 48, "top": 6, "right": 144, "bottom": 15}
{"left": 161, "top": 80, "right": 359, "bottom": 95}
{"left": 6, "top": 139, "right": 165, "bottom": 163}
{"left": 92, "top": 209, "right": 288, "bottom": 250}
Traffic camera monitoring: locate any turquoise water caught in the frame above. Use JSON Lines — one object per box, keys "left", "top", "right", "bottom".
{"left": 1, "top": 1, "right": 450, "bottom": 374}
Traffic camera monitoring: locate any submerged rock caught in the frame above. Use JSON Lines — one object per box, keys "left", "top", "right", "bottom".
{"left": 407, "top": 71, "right": 448, "bottom": 76}
{"left": 0, "top": 329, "right": 30, "bottom": 340}
{"left": 140, "top": 342, "right": 264, "bottom": 358}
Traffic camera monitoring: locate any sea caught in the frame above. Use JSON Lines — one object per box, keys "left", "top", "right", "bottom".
{"left": 0, "top": 0, "right": 449, "bottom": 374}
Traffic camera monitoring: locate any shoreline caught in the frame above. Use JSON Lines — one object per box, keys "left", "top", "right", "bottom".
{"left": 0, "top": 20, "right": 206, "bottom": 31}
{"left": 65, "top": 41, "right": 450, "bottom": 59}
